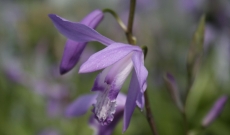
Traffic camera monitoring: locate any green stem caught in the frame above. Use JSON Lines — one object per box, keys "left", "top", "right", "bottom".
{"left": 142, "top": 48, "right": 158, "bottom": 135}
{"left": 103, "top": 9, "right": 127, "bottom": 32}
{"left": 126, "top": 1, "right": 158, "bottom": 134}
{"left": 144, "top": 90, "right": 159, "bottom": 135}
{"left": 126, "top": 0, "right": 136, "bottom": 45}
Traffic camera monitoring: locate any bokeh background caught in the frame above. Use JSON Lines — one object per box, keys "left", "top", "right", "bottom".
{"left": 0, "top": 0, "right": 230, "bottom": 135}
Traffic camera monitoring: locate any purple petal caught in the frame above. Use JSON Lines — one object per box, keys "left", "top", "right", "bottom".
{"left": 136, "top": 83, "right": 147, "bottom": 111}
{"left": 105, "top": 53, "right": 133, "bottom": 100}
{"left": 49, "top": 14, "right": 115, "bottom": 45}
{"left": 65, "top": 93, "right": 97, "bottom": 117}
{"left": 92, "top": 53, "right": 133, "bottom": 94}
{"left": 132, "top": 52, "right": 148, "bottom": 92}
{"left": 60, "top": 10, "right": 104, "bottom": 74}
{"left": 89, "top": 93, "right": 126, "bottom": 135}
{"left": 89, "top": 108, "right": 124, "bottom": 135}
{"left": 92, "top": 67, "right": 112, "bottom": 91}
{"left": 202, "top": 95, "right": 228, "bottom": 127}
{"left": 92, "top": 84, "right": 118, "bottom": 125}
{"left": 79, "top": 43, "right": 141, "bottom": 73}
{"left": 60, "top": 40, "right": 87, "bottom": 74}
{"left": 80, "top": 9, "right": 104, "bottom": 27}
{"left": 116, "top": 93, "right": 127, "bottom": 106}
{"left": 83, "top": 65, "right": 129, "bottom": 124}
{"left": 92, "top": 81, "right": 127, "bottom": 125}
{"left": 104, "top": 53, "right": 133, "bottom": 85}
{"left": 123, "top": 71, "right": 140, "bottom": 132}
{"left": 136, "top": 91, "right": 145, "bottom": 110}
{"left": 136, "top": 82, "right": 147, "bottom": 110}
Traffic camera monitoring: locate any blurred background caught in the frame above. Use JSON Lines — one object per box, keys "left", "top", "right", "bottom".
{"left": 0, "top": 0, "right": 230, "bottom": 135}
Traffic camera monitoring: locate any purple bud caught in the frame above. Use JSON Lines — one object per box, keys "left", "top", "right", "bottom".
{"left": 202, "top": 95, "right": 228, "bottom": 127}
{"left": 164, "top": 73, "right": 183, "bottom": 112}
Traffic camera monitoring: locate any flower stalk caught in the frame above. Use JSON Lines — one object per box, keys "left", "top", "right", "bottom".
{"left": 126, "top": 0, "right": 137, "bottom": 45}
{"left": 103, "top": 8, "right": 127, "bottom": 32}
{"left": 127, "top": 1, "right": 158, "bottom": 134}
{"left": 143, "top": 45, "right": 158, "bottom": 135}
{"left": 144, "top": 91, "right": 159, "bottom": 135}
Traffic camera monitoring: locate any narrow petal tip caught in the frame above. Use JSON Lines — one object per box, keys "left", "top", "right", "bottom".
{"left": 48, "top": 14, "right": 53, "bottom": 17}
{"left": 122, "top": 127, "right": 127, "bottom": 134}
{"left": 48, "top": 13, "right": 115, "bottom": 45}
{"left": 78, "top": 67, "right": 86, "bottom": 73}
{"left": 59, "top": 67, "right": 69, "bottom": 75}
{"left": 48, "top": 14, "right": 57, "bottom": 20}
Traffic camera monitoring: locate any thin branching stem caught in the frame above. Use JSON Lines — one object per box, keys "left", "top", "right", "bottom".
{"left": 144, "top": 90, "right": 159, "bottom": 135}
{"left": 126, "top": 0, "right": 136, "bottom": 45}
{"left": 142, "top": 46, "right": 159, "bottom": 135}
{"left": 126, "top": 1, "right": 158, "bottom": 134}
{"left": 103, "top": 9, "right": 127, "bottom": 32}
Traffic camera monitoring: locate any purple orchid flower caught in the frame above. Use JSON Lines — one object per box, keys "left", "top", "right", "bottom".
{"left": 66, "top": 93, "right": 126, "bottom": 135}
{"left": 49, "top": 12, "right": 148, "bottom": 132}
{"left": 48, "top": 14, "right": 148, "bottom": 130}
{"left": 59, "top": 9, "right": 104, "bottom": 75}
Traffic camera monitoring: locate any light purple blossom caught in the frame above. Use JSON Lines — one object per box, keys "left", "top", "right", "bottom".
{"left": 49, "top": 11, "right": 148, "bottom": 132}
{"left": 66, "top": 93, "right": 126, "bottom": 135}
{"left": 202, "top": 95, "right": 228, "bottom": 127}
{"left": 59, "top": 9, "right": 104, "bottom": 75}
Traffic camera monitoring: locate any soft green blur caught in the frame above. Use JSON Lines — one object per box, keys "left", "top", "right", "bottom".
{"left": 0, "top": 0, "right": 230, "bottom": 135}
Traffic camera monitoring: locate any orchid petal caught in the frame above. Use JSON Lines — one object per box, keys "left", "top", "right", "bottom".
{"left": 65, "top": 93, "right": 97, "bottom": 117}
{"left": 116, "top": 93, "right": 127, "bottom": 106}
{"left": 136, "top": 92, "right": 145, "bottom": 110}
{"left": 92, "top": 76, "right": 129, "bottom": 125}
{"left": 132, "top": 52, "right": 148, "bottom": 92}
{"left": 49, "top": 14, "right": 115, "bottom": 45}
{"left": 136, "top": 82, "right": 146, "bottom": 110}
{"left": 91, "top": 66, "right": 112, "bottom": 91}
{"left": 79, "top": 43, "right": 141, "bottom": 73}
{"left": 104, "top": 53, "right": 133, "bottom": 100}
{"left": 80, "top": 9, "right": 103, "bottom": 27}
{"left": 105, "top": 53, "right": 133, "bottom": 85}
{"left": 89, "top": 93, "right": 126, "bottom": 135}
{"left": 89, "top": 108, "right": 123, "bottom": 135}
{"left": 92, "top": 61, "right": 132, "bottom": 124}
{"left": 60, "top": 10, "right": 104, "bottom": 74}
{"left": 123, "top": 71, "right": 140, "bottom": 132}
{"left": 60, "top": 41, "right": 87, "bottom": 74}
